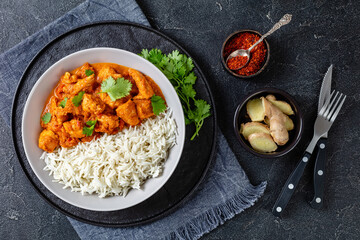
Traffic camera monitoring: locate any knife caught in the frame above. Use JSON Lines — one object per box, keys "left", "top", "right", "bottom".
{"left": 309, "top": 64, "right": 333, "bottom": 209}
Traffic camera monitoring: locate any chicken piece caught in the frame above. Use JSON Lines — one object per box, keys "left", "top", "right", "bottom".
{"left": 95, "top": 85, "right": 130, "bottom": 109}
{"left": 55, "top": 73, "right": 78, "bottom": 98}
{"left": 97, "top": 66, "right": 123, "bottom": 82}
{"left": 65, "top": 102, "right": 83, "bottom": 117}
{"left": 49, "top": 97, "right": 69, "bottom": 124}
{"left": 63, "top": 119, "right": 86, "bottom": 138}
{"left": 48, "top": 97, "right": 60, "bottom": 116}
{"left": 58, "top": 127, "right": 79, "bottom": 148}
{"left": 51, "top": 93, "right": 83, "bottom": 116}
{"left": 52, "top": 94, "right": 83, "bottom": 117}
{"left": 38, "top": 129, "right": 59, "bottom": 153}
{"left": 129, "top": 68, "right": 154, "bottom": 99}
{"left": 145, "top": 75, "right": 165, "bottom": 100}
{"left": 98, "top": 91, "right": 131, "bottom": 109}
{"left": 133, "top": 99, "right": 154, "bottom": 120}
{"left": 51, "top": 97, "right": 83, "bottom": 118}
{"left": 82, "top": 93, "right": 105, "bottom": 115}
{"left": 42, "top": 115, "right": 62, "bottom": 133}
{"left": 54, "top": 82, "right": 73, "bottom": 98}
{"left": 56, "top": 70, "right": 90, "bottom": 98}
{"left": 98, "top": 66, "right": 116, "bottom": 80}
{"left": 95, "top": 114, "right": 120, "bottom": 134}
{"left": 115, "top": 99, "right": 140, "bottom": 126}
{"left": 70, "top": 74, "right": 96, "bottom": 95}
{"left": 60, "top": 72, "right": 78, "bottom": 84}
{"left": 72, "top": 62, "right": 94, "bottom": 79}
{"left": 81, "top": 111, "right": 95, "bottom": 123}
{"left": 126, "top": 76, "right": 139, "bottom": 96}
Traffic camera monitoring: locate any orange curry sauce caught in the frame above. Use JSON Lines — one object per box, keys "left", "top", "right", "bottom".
{"left": 39, "top": 62, "right": 165, "bottom": 153}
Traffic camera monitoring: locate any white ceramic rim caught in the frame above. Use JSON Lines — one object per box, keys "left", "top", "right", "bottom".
{"left": 21, "top": 47, "right": 185, "bottom": 211}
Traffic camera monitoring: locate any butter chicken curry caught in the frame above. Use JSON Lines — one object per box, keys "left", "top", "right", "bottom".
{"left": 38, "top": 62, "right": 165, "bottom": 153}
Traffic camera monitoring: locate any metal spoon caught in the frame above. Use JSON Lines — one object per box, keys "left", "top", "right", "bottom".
{"left": 226, "top": 14, "right": 292, "bottom": 70}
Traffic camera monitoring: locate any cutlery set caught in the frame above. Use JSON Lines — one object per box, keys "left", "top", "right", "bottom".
{"left": 272, "top": 65, "right": 346, "bottom": 217}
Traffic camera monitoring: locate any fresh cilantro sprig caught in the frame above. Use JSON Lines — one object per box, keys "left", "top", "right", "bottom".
{"left": 83, "top": 120, "right": 97, "bottom": 137}
{"left": 101, "top": 77, "right": 132, "bottom": 101}
{"left": 72, "top": 91, "right": 85, "bottom": 107}
{"left": 151, "top": 95, "right": 166, "bottom": 115}
{"left": 139, "top": 49, "right": 211, "bottom": 140}
{"left": 85, "top": 69, "right": 94, "bottom": 76}
{"left": 59, "top": 97, "right": 68, "bottom": 108}
{"left": 41, "top": 112, "right": 51, "bottom": 124}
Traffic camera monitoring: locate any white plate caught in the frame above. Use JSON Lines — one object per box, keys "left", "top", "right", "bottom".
{"left": 22, "top": 48, "right": 185, "bottom": 211}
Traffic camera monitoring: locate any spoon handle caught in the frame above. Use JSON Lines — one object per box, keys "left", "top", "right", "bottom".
{"left": 248, "top": 14, "right": 292, "bottom": 51}
{"left": 263, "top": 14, "right": 292, "bottom": 38}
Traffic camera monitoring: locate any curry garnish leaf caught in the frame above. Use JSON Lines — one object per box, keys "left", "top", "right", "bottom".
{"left": 85, "top": 69, "right": 94, "bottom": 76}
{"left": 83, "top": 120, "right": 97, "bottom": 137}
{"left": 59, "top": 97, "right": 68, "bottom": 108}
{"left": 72, "top": 91, "right": 85, "bottom": 107}
{"left": 86, "top": 120, "right": 97, "bottom": 126}
{"left": 101, "top": 77, "right": 132, "bottom": 102}
{"left": 41, "top": 112, "right": 51, "bottom": 124}
{"left": 151, "top": 95, "right": 166, "bottom": 115}
{"left": 139, "top": 49, "right": 211, "bottom": 140}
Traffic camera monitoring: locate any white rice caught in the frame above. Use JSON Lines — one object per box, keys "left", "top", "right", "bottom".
{"left": 41, "top": 109, "right": 177, "bottom": 198}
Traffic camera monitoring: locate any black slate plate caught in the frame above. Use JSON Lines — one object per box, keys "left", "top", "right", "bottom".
{"left": 11, "top": 21, "right": 217, "bottom": 227}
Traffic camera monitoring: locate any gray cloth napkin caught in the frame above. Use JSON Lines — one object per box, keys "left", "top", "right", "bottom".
{"left": 0, "top": 0, "right": 266, "bottom": 239}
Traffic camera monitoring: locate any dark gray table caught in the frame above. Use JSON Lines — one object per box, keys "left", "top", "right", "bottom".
{"left": 1, "top": 1, "right": 359, "bottom": 239}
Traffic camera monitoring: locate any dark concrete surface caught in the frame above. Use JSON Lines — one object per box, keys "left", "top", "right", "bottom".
{"left": 1, "top": 0, "right": 359, "bottom": 239}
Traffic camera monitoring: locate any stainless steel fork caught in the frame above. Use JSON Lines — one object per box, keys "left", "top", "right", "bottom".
{"left": 272, "top": 90, "right": 346, "bottom": 217}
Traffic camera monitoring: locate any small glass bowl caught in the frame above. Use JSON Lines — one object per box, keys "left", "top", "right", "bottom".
{"left": 221, "top": 30, "right": 270, "bottom": 78}
{"left": 233, "top": 88, "right": 303, "bottom": 158}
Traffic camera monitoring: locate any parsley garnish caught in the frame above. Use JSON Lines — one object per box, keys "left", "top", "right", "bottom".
{"left": 41, "top": 112, "right": 51, "bottom": 124}
{"left": 151, "top": 95, "right": 166, "bottom": 115}
{"left": 59, "top": 97, "right": 68, "bottom": 108}
{"left": 139, "top": 49, "right": 211, "bottom": 140}
{"left": 100, "top": 77, "right": 132, "bottom": 101}
{"left": 85, "top": 69, "right": 94, "bottom": 76}
{"left": 72, "top": 91, "right": 85, "bottom": 107}
{"left": 83, "top": 120, "right": 97, "bottom": 137}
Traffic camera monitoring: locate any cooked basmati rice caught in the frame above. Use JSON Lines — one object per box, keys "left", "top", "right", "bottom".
{"left": 41, "top": 109, "right": 177, "bottom": 198}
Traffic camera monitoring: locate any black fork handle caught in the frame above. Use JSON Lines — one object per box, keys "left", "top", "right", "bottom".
{"left": 310, "top": 138, "right": 327, "bottom": 209}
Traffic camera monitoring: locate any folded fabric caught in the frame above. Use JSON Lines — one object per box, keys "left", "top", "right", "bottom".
{"left": 0, "top": 0, "right": 266, "bottom": 239}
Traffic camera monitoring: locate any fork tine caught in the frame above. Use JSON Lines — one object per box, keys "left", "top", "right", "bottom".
{"left": 330, "top": 95, "right": 346, "bottom": 123}
{"left": 319, "top": 90, "right": 335, "bottom": 115}
{"left": 323, "top": 91, "right": 339, "bottom": 118}
{"left": 326, "top": 93, "right": 343, "bottom": 120}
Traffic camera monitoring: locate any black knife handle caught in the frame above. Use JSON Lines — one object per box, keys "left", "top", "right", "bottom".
{"left": 272, "top": 152, "right": 311, "bottom": 217}
{"left": 310, "top": 138, "right": 327, "bottom": 209}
